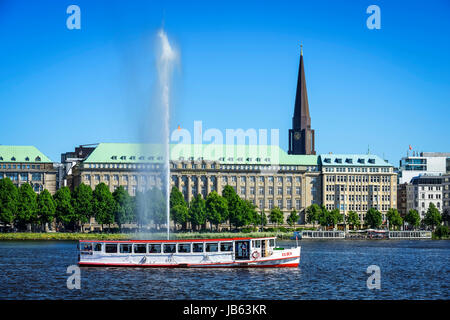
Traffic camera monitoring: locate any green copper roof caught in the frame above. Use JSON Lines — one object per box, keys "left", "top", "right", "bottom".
{"left": 83, "top": 143, "right": 319, "bottom": 166}
{"left": 0, "top": 145, "right": 53, "bottom": 163}
{"left": 319, "top": 154, "right": 393, "bottom": 167}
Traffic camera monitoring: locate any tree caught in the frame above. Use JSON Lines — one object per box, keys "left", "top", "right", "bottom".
{"left": 269, "top": 207, "right": 284, "bottom": 227}
{"left": 170, "top": 187, "right": 189, "bottom": 230}
{"left": 112, "top": 186, "right": 134, "bottom": 231}
{"left": 306, "top": 204, "right": 321, "bottom": 227}
{"left": 0, "top": 178, "right": 18, "bottom": 227}
{"left": 365, "top": 207, "right": 382, "bottom": 229}
{"left": 347, "top": 211, "right": 360, "bottom": 230}
{"left": 36, "top": 189, "right": 56, "bottom": 231}
{"left": 287, "top": 210, "right": 299, "bottom": 229}
{"left": 205, "top": 191, "right": 228, "bottom": 231}
{"left": 423, "top": 203, "right": 442, "bottom": 230}
{"left": 72, "top": 183, "right": 94, "bottom": 232}
{"left": 405, "top": 209, "right": 421, "bottom": 230}
{"left": 235, "top": 199, "right": 256, "bottom": 228}
{"left": 386, "top": 208, "right": 403, "bottom": 230}
{"left": 318, "top": 206, "right": 331, "bottom": 228}
{"left": 148, "top": 187, "right": 166, "bottom": 230}
{"left": 222, "top": 185, "right": 239, "bottom": 230}
{"left": 92, "top": 183, "right": 115, "bottom": 231}
{"left": 188, "top": 194, "right": 206, "bottom": 231}
{"left": 442, "top": 209, "right": 450, "bottom": 226}
{"left": 135, "top": 191, "right": 150, "bottom": 229}
{"left": 329, "top": 208, "right": 343, "bottom": 229}
{"left": 53, "top": 187, "right": 75, "bottom": 231}
{"left": 16, "top": 183, "right": 37, "bottom": 231}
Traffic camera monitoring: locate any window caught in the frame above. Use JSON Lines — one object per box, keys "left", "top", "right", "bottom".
{"left": 149, "top": 244, "right": 161, "bottom": 253}
{"left": 163, "top": 244, "right": 176, "bottom": 253}
{"left": 120, "top": 244, "right": 132, "bottom": 253}
{"left": 178, "top": 243, "right": 191, "bottom": 253}
{"left": 206, "top": 243, "right": 219, "bottom": 252}
{"left": 269, "top": 239, "right": 275, "bottom": 247}
{"left": 133, "top": 244, "right": 147, "bottom": 254}
{"left": 220, "top": 242, "right": 233, "bottom": 252}
{"left": 193, "top": 243, "right": 204, "bottom": 252}
{"left": 252, "top": 240, "right": 261, "bottom": 248}
{"left": 105, "top": 244, "right": 118, "bottom": 253}
{"left": 94, "top": 243, "right": 102, "bottom": 252}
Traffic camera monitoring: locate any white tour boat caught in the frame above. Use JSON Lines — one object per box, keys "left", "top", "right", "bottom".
{"left": 78, "top": 237, "right": 300, "bottom": 268}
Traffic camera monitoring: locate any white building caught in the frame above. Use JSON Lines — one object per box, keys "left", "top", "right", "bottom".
{"left": 398, "top": 152, "right": 450, "bottom": 184}
{"left": 406, "top": 175, "right": 443, "bottom": 219}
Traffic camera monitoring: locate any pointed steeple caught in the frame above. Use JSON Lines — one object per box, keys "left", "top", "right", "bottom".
{"left": 288, "top": 45, "right": 316, "bottom": 155}
{"left": 293, "top": 45, "right": 310, "bottom": 130}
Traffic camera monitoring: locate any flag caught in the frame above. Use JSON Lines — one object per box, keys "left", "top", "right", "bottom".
{"left": 409, "top": 145, "right": 412, "bottom": 150}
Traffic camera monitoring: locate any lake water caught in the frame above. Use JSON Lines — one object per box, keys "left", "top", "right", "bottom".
{"left": 0, "top": 240, "right": 448, "bottom": 300}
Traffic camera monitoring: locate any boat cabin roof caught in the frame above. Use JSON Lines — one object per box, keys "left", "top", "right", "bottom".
{"left": 79, "top": 237, "right": 276, "bottom": 243}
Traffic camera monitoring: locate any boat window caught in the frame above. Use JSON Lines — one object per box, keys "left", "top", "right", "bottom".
{"left": 105, "top": 244, "right": 118, "bottom": 253}
{"left": 81, "top": 243, "right": 92, "bottom": 251}
{"left": 94, "top": 243, "right": 102, "bottom": 252}
{"left": 193, "top": 243, "right": 204, "bottom": 253}
{"left": 206, "top": 243, "right": 219, "bottom": 252}
{"left": 148, "top": 244, "right": 161, "bottom": 253}
{"left": 163, "top": 244, "right": 176, "bottom": 253}
{"left": 269, "top": 239, "right": 275, "bottom": 247}
{"left": 133, "top": 244, "right": 147, "bottom": 254}
{"left": 252, "top": 240, "right": 261, "bottom": 248}
{"left": 220, "top": 242, "right": 233, "bottom": 252}
{"left": 120, "top": 244, "right": 132, "bottom": 253}
{"left": 178, "top": 243, "right": 191, "bottom": 253}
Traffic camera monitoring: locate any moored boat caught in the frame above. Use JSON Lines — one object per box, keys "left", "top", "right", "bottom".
{"left": 78, "top": 237, "right": 300, "bottom": 268}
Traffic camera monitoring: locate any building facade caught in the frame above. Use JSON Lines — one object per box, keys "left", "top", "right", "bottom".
{"left": 320, "top": 154, "right": 397, "bottom": 224}
{"left": 406, "top": 175, "right": 443, "bottom": 219}
{"left": 68, "top": 143, "right": 321, "bottom": 223}
{"left": 398, "top": 152, "right": 450, "bottom": 184}
{"left": 0, "top": 145, "right": 58, "bottom": 194}
{"left": 442, "top": 174, "right": 450, "bottom": 225}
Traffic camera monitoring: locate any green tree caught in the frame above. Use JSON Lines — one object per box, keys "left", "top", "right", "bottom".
{"left": 405, "top": 209, "right": 421, "bottom": 230}
{"left": 423, "top": 203, "right": 442, "bottom": 230}
{"left": 306, "top": 204, "right": 321, "bottom": 227}
{"left": 170, "top": 187, "right": 189, "bottom": 230}
{"left": 72, "top": 183, "right": 94, "bottom": 232}
{"left": 93, "top": 183, "right": 116, "bottom": 231}
{"left": 318, "top": 206, "right": 331, "bottom": 228}
{"left": 386, "top": 208, "right": 403, "bottom": 230}
{"left": 287, "top": 210, "right": 299, "bottom": 229}
{"left": 0, "top": 178, "right": 18, "bottom": 227}
{"left": 16, "top": 183, "right": 37, "bottom": 231}
{"left": 222, "top": 185, "right": 239, "bottom": 230}
{"left": 135, "top": 191, "right": 150, "bottom": 229}
{"left": 148, "top": 187, "right": 166, "bottom": 230}
{"left": 53, "top": 187, "right": 75, "bottom": 231}
{"left": 36, "top": 189, "right": 56, "bottom": 231}
{"left": 347, "top": 211, "right": 360, "bottom": 230}
{"left": 434, "top": 225, "right": 448, "bottom": 239}
{"left": 112, "top": 186, "right": 134, "bottom": 230}
{"left": 235, "top": 199, "right": 256, "bottom": 228}
{"left": 269, "top": 207, "right": 284, "bottom": 227}
{"left": 365, "top": 207, "right": 382, "bottom": 229}
{"left": 329, "top": 208, "right": 343, "bottom": 229}
{"left": 189, "top": 194, "right": 206, "bottom": 231}
{"left": 205, "top": 191, "right": 228, "bottom": 231}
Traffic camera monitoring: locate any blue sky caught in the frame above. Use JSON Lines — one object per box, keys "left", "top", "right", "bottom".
{"left": 0, "top": 0, "right": 449, "bottom": 166}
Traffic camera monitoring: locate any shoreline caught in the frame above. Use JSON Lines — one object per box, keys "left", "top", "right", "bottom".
{"left": 0, "top": 232, "right": 447, "bottom": 241}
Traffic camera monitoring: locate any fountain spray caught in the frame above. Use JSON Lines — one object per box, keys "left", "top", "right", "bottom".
{"left": 156, "top": 29, "right": 177, "bottom": 240}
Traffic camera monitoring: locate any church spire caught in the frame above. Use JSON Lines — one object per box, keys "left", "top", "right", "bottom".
{"left": 288, "top": 45, "right": 316, "bottom": 155}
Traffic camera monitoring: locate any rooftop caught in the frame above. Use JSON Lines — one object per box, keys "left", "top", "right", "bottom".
{"left": 0, "top": 145, "right": 53, "bottom": 163}
{"left": 319, "top": 154, "right": 393, "bottom": 167}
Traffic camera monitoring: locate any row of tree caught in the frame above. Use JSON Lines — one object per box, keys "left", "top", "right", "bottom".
{"left": 169, "top": 185, "right": 300, "bottom": 231}
{"left": 1, "top": 176, "right": 445, "bottom": 232}
{"left": 305, "top": 202, "right": 444, "bottom": 230}
{"left": 0, "top": 178, "right": 300, "bottom": 232}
